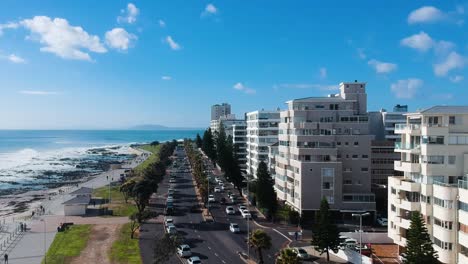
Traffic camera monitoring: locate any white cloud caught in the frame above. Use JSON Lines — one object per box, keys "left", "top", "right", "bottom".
{"left": 20, "top": 16, "right": 107, "bottom": 61}
{"left": 433, "top": 51, "right": 465, "bottom": 76}
{"left": 390, "top": 79, "right": 423, "bottom": 99}
{"left": 0, "top": 22, "right": 18, "bottom": 36}
{"left": 450, "top": 75, "right": 464, "bottom": 83}
{"left": 434, "top": 40, "right": 456, "bottom": 56}
{"left": 277, "top": 83, "right": 339, "bottom": 91}
{"left": 357, "top": 48, "right": 366, "bottom": 59}
{"left": 162, "top": 76, "right": 172, "bottom": 80}
{"left": 202, "top": 4, "right": 218, "bottom": 16}
{"left": 158, "top": 19, "right": 166, "bottom": 28}
{"left": 368, "top": 59, "right": 397, "bottom": 74}
{"left": 165, "top": 36, "right": 181, "bottom": 50}
{"left": 8, "top": 54, "right": 26, "bottom": 63}
{"left": 19, "top": 90, "right": 58, "bottom": 95}
{"left": 105, "top": 28, "right": 136, "bottom": 51}
{"left": 319, "top": 67, "right": 327, "bottom": 78}
{"left": 408, "top": 6, "right": 445, "bottom": 24}
{"left": 400, "top": 31, "right": 434, "bottom": 52}
{"left": 118, "top": 3, "right": 139, "bottom": 24}
{"left": 233, "top": 82, "right": 256, "bottom": 94}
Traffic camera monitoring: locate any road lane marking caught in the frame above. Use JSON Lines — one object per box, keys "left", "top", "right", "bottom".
{"left": 208, "top": 246, "right": 211, "bottom": 250}
{"left": 222, "top": 260, "right": 226, "bottom": 263}
{"left": 214, "top": 253, "right": 219, "bottom": 257}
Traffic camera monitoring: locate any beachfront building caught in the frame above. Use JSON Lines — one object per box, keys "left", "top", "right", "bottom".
{"left": 246, "top": 110, "right": 280, "bottom": 177}
{"left": 368, "top": 105, "right": 408, "bottom": 213}
{"left": 211, "top": 103, "right": 231, "bottom": 121}
{"left": 275, "top": 81, "right": 376, "bottom": 220}
{"left": 63, "top": 187, "right": 93, "bottom": 216}
{"left": 387, "top": 106, "right": 468, "bottom": 264}
{"left": 233, "top": 123, "right": 248, "bottom": 172}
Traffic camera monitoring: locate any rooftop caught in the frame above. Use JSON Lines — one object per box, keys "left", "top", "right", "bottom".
{"left": 412, "top": 105, "right": 468, "bottom": 115}
{"left": 69, "top": 187, "right": 93, "bottom": 196}
{"left": 63, "top": 195, "right": 91, "bottom": 205}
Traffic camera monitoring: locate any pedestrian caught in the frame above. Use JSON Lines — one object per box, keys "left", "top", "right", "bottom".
{"left": 31, "top": 211, "right": 35, "bottom": 217}
{"left": 93, "top": 200, "right": 96, "bottom": 207}
{"left": 20, "top": 222, "right": 23, "bottom": 232}
{"left": 294, "top": 231, "right": 298, "bottom": 241}
{"left": 4, "top": 253, "right": 8, "bottom": 264}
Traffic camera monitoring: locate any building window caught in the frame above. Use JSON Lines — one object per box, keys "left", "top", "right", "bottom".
{"left": 448, "top": 156, "right": 456, "bottom": 165}
{"left": 337, "top": 142, "right": 341, "bottom": 145}
{"left": 434, "top": 217, "right": 453, "bottom": 230}
{"left": 326, "top": 195, "right": 334, "bottom": 204}
{"left": 362, "top": 155, "right": 369, "bottom": 159}
{"left": 345, "top": 142, "right": 349, "bottom": 146}
{"left": 322, "top": 168, "right": 334, "bottom": 177}
{"left": 449, "top": 116, "right": 455, "bottom": 125}
{"left": 361, "top": 167, "right": 369, "bottom": 172}
{"left": 352, "top": 154, "right": 358, "bottom": 159}
{"left": 354, "top": 141, "right": 359, "bottom": 146}
{"left": 433, "top": 237, "right": 453, "bottom": 251}
{"left": 344, "top": 179, "right": 352, "bottom": 184}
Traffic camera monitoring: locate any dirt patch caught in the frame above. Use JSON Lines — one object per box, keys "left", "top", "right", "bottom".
{"left": 71, "top": 224, "right": 121, "bottom": 264}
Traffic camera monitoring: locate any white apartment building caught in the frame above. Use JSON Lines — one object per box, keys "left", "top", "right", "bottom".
{"left": 211, "top": 103, "right": 231, "bottom": 121}
{"left": 388, "top": 106, "right": 468, "bottom": 264}
{"left": 246, "top": 110, "right": 280, "bottom": 177}
{"left": 233, "top": 123, "right": 248, "bottom": 171}
{"left": 275, "top": 81, "right": 376, "bottom": 219}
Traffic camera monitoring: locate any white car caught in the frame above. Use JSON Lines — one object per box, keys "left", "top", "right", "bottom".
{"left": 177, "top": 244, "right": 192, "bottom": 257}
{"left": 168, "top": 189, "right": 175, "bottom": 195}
{"left": 221, "top": 185, "right": 226, "bottom": 191}
{"left": 218, "top": 181, "right": 224, "bottom": 186}
{"left": 167, "top": 196, "right": 174, "bottom": 203}
{"left": 238, "top": 205, "right": 247, "bottom": 212}
{"left": 241, "top": 209, "right": 251, "bottom": 219}
{"left": 166, "top": 224, "right": 177, "bottom": 235}
{"left": 293, "top": 247, "right": 310, "bottom": 260}
{"left": 164, "top": 218, "right": 173, "bottom": 226}
{"left": 188, "top": 256, "right": 201, "bottom": 264}
{"left": 229, "top": 223, "right": 240, "bottom": 233}
{"left": 214, "top": 187, "right": 221, "bottom": 193}
{"left": 169, "top": 178, "right": 176, "bottom": 183}
{"left": 377, "top": 217, "right": 388, "bottom": 226}
{"left": 225, "top": 206, "right": 235, "bottom": 215}
{"left": 208, "top": 194, "right": 215, "bottom": 202}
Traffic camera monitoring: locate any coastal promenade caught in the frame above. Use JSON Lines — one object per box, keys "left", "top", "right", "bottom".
{"left": 1, "top": 148, "right": 150, "bottom": 264}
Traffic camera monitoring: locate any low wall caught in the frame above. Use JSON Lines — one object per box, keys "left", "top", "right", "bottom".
{"left": 340, "top": 231, "right": 393, "bottom": 244}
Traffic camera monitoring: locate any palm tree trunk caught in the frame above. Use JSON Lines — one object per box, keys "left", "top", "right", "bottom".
{"left": 258, "top": 248, "right": 264, "bottom": 264}
{"left": 326, "top": 248, "right": 330, "bottom": 262}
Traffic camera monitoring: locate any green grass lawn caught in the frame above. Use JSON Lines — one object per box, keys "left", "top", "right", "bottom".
{"left": 133, "top": 144, "right": 161, "bottom": 174}
{"left": 109, "top": 223, "right": 142, "bottom": 264}
{"left": 93, "top": 186, "right": 138, "bottom": 217}
{"left": 43, "top": 225, "right": 92, "bottom": 264}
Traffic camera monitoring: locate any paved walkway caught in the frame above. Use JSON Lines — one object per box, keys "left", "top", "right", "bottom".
{"left": 3, "top": 150, "right": 149, "bottom": 264}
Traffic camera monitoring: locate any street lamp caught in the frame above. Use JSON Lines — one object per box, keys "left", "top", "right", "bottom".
{"left": 352, "top": 212, "right": 370, "bottom": 264}
{"left": 40, "top": 218, "right": 47, "bottom": 264}
{"left": 246, "top": 174, "right": 250, "bottom": 260}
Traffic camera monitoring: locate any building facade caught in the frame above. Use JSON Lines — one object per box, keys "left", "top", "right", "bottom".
{"left": 246, "top": 110, "right": 280, "bottom": 177}
{"left": 211, "top": 103, "right": 231, "bottom": 121}
{"left": 274, "top": 81, "right": 376, "bottom": 219}
{"left": 387, "top": 106, "right": 468, "bottom": 264}
{"left": 232, "top": 123, "right": 248, "bottom": 172}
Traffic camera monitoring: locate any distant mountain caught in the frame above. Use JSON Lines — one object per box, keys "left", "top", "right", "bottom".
{"left": 129, "top": 124, "right": 203, "bottom": 130}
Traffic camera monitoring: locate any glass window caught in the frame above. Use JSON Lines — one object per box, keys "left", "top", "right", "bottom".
{"left": 322, "top": 168, "right": 334, "bottom": 177}
{"left": 449, "top": 116, "right": 455, "bottom": 125}
{"left": 448, "top": 156, "right": 456, "bottom": 165}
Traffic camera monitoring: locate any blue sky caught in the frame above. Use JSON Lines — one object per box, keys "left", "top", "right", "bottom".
{"left": 0, "top": 1, "right": 467, "bottom": 129}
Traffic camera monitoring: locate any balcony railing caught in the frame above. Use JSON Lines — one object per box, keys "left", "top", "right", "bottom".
{"left": 459, "top": 180, "right": 468, "bottom": 190}
{"left": 395, "top": 142, "right": 421, "bottom": 150}
{"left": 395, "top": 124, "right": 421, "bottom": 131}
{"left": 433, "top": 180, "right": 457, "bottom": 188}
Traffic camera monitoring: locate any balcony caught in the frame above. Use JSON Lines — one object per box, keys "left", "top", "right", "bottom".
{"left": 399, "top": 198, "right": 421, "bottom": 211}
{"left": 393, "top": 215, "right": 411, "bottom": 229}
{"left": 394, "top": 161, "right": 421, "bottom": 173}
{"left": 395, "top": 124, "right": 421, "bottom": 134}
{"left": 394, "top": 142, "right": 421, "bottom": 153}
{"left": 393, "top": 178, "right": 421, "bottom": 192}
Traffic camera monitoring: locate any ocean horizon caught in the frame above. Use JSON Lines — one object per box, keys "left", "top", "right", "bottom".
{"left": 0, "top": 129, "right": 203, "bottom": 193}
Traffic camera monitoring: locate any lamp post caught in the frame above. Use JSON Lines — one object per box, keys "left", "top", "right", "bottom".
{"left": 41, "top": 218, "right": 47, "bottom": 264}
{"left": 246, "top": 174, "right": 250, "bottom": 260}
{"left": 352, "top": 212, "right": 370, "bottom": 264}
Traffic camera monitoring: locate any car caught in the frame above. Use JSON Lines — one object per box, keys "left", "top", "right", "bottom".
{"left": 164, "top": 218, "right": 173, "bottom": 226}
{"left": 230, "top": 196, "right": 236, "bottom": 203}
{"left": 377, "top": 217, "right": 388, "bottom": 227}
{"left": 342, "top": 238, "right": 357, "bottom": 248}
{"left": 238, "top": 205, "right": 247, "bottom": 211}
{"left": 167, "top": 197, "right": 174, "bottom": 203}
{"left": 293, "top": 247, "right": 310, "bottom": 260}
{"left": 214, "top": 187, "right": 221, "bottom": 193}
{"left": 229, "top": 223, "right": 240, "bottom": 233}
{"left": 177, "top": 244, "right": 192, "bottom": 257}
{"left": 166, "top": 224, "right": 177, "bottom": 235}
{"left": 220, "top": 197, "right": 226, "bottom": 204}
{"left": 169, "top": 178, "right": 176, "bottom": 183}
{"left": 399, "top": 253, "right": 407, "bottom": 262}
{"left": 218, "top": 181, "right": 224, "bottom": 186}
{"left": 225, "top": 206, "right": 235, "bottom": 215}
{"left": 241, "top": 209, "right": 251, "bottom": 219}
{"left": 187, "top": 256, "right": 201, "bottom": 264}
{"left": 208, "top": 194, "right": 215, "bottom": 202}
{"left": 168, "top": 189, "right": 175, "bottom": 195}
{"left": 166, "top": 206, "right": 174, "bottom": 215}
{"left": 221, "top": 185, "right": 226, "bottom": 191}
{"left": 215, "top": 177, "right": 220, "bottom": 182}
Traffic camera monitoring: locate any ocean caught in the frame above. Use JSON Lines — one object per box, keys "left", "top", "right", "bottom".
{"left": 0, "top": 130, "right": 202, "bottom": 194}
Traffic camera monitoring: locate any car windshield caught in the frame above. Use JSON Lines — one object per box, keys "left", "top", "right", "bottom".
{"left": 232, "top": 224, "right": 238, "bottom": 228}
{"left": 298, "top": 249, "right": 306, "bottom": 254}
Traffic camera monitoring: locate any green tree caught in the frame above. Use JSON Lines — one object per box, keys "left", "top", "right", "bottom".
{"left": 276, "top": 248, "right": 300, "bottom": 264}
{"left": 249, "top": 229, "right": 272, "bottom": 264}
{"left": 311, "top": 198, "right": 340, "bottom": 262}
{"left": 119, "top": 179, "right": 136, "bottom": 203}
{"left": 202, "top": 128, "right": 216, "bottom": 161}
{"left": 255, "top": 161, "right": 278, "bottom": 220}
{"left": 195, "top": 133, "right": 203, "bottom": 148}
{"left": 153, "top": 234, "right": 183, "bottom": 264}
{"left": 405, "top": 211, "right": 438, "bottom": 264}
{"left": 130, "top": 179, "right": 154, "bottom": 222}
{"left": 215, "top": 123, "right": 228, "bottom": 169}
{"left": 129, "top": 211, "right": 151, "bottom": 238}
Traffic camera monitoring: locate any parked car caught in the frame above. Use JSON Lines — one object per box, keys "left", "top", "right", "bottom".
{"left": 177, "top": 244, "right": 192, "bottom": 257}
{"left": 399, "top": 253, "right": 407, "bottom": 262}
{"left": 214, "top": 187, "right": 221, "bottom": 193}
{"left": 229, "top": 223, "right": 240, "bottom": 233}
{"left": 238, "top": 205, "right": 247, "bottom": 212}
{"left": 169, "top": 178, "right": 176, "bottom": 183}
{"left": 241, "top": 209, "right": 251, "bottom": 219}
{"left": 164, "top": 218, "right": 173, "bottom": 227}
{"left": 166, "top": 224, "right": 177, "bottom": 235}
{"left": 168, "top": 189, "right": 175, "bottom": 195}
{"left": 221, "top": 185, "right": 226, "bottom": 191}
{"left": 208, "top": 194, "right": 215, "bottom": 202}
{"left": 225, "top": 206, "right": 235, "bottom": 215}
{"left": 187, "top": 256, "right": 201, "bottom": 264}
{"left": 377, "top": 217, "right": 388, "bottom": 226}
{"left": 293, "top": 247, "right": 310, "bottom": 260}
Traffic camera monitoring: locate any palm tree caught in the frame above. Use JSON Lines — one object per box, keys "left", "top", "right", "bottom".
{"left": 249, "top": 229, "right": 272, "bottom": 264}
{"left": 276, "top": 248, "right": 300, "bottom": 264}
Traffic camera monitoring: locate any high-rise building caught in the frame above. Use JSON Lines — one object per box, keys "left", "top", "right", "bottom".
{"left": 387, "top": 106, "right": 468, "bottom": 264}
{"left": 274, "top": 81, "right": 376, "bottom": 219}
{"left": 233, "top": 123, "right": 248, "bottom": 172}
{"left": 246, "top": 110, "right": 280, "bottom": 177}
{"left": 369, "top": 106, "right": 408, "bottom": 213}
{"left": 211, "top": 103, "right": 231, "bottom": 121}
